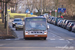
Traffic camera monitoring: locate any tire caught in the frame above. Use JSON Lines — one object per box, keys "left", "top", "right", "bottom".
{"left": 25, "top": 38, "right": 28, "bottom": 40}
{"left": 16, "top": 28, "right": 18, "bottom": 31}
{"left": 43, "top": 37, "right": 46, "bottom": 40}
{"left": 68, "top": 29, "right": 70, "bottom": 31}
{"left": 72, "top": 29, "right": 74, "bottom": 32}
{"left": 12, "top": 25, "right": 14, "bottom": 28}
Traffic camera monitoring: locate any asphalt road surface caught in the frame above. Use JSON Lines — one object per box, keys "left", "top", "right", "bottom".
{"left": 0, "top": 19, "right": 75, "bottom": 50}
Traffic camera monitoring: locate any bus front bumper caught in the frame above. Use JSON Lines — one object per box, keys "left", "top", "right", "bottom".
{"left": 25, "top": 35, "right": 47, "bottom": 38}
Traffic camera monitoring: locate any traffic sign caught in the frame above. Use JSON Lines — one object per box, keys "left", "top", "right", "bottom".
{"left": 58, "top": 8, "right": 66, "bottom": 13}
{"left": 26, "top": 9, "right": 29, "bottom": 13}
{"left": 30, "top": 13, "right": 33, "bottom": 15}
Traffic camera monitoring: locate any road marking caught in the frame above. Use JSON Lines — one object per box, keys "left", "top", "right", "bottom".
{"left": 50, "top": 39, "right": 55, "bottom": 40}
{"left": 67, "top": 40, "right": 70, "bottom": 43}
{"left": 55, "top": 46, "right": 74, "bottom": 49}
{"left": 69, "top": 46, "right": 74, "bottom": 49}
{"left": 2, "top": 38, "right": 74, "bottom": 41}
{"left": 68, "top": 39, "right": 73, "bottom": 40}
{"left": 0, "top": 44, "right": 5, "bottom": 46}
{"left": 47, "top": 38, "right": 65, "bottom": 41}
{"left": 1, "top": 47, "right": 74, "bottom": 49}
{"left": 0, "top": 47, "right": 58, "bottom": 48}
{"left": 5, "top": 39, "right": 11, "bottom": 40}
{"left": 49, "top": 31, "right": 62, "bottom": 38}
{"left": 59, "top": 39, "right": 64, "bottom": 40}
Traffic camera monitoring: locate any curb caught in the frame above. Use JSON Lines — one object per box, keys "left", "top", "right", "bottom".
{"left": 0, "top": 36, "right": 15, "bottom": 39}
{"left": 9, "top": 26, "right": 18, "bottom": 38}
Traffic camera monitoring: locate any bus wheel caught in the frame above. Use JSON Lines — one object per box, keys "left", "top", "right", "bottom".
{"left": 44, "top": 37, "right": 46, "bottom": 40}
{"left": 25, "top": 38, "right": 28, "bottom": 40}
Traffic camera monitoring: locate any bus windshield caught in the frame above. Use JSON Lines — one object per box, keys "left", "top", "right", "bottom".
{"left": 25, "top": 18, "right": 47, "bottom": 31}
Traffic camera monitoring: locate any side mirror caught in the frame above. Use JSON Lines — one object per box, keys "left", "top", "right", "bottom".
{"left": 47, "top": 25, "right": 49, "bottom": 29}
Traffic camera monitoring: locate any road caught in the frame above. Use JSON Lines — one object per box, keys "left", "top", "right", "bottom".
{"left": 0, "top": 19, "right": 75, "bottom": 50}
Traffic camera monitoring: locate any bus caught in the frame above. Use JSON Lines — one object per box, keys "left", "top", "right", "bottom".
{"left": 23, "top": 17, "right": 49, "bottom": 40}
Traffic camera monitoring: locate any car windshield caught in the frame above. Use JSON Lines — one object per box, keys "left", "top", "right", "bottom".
{"left": 14, "top": 19, "right": 22, "bottom": 21}
{"left": 25, "top": 18, "right": 47, "bottom": 31}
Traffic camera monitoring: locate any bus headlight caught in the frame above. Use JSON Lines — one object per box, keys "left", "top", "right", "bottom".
{"left": 44, "top": 32, "right": 47, "bottom": 34}
{"left": 25, "top": 32, "right": 28, "bottom": 35}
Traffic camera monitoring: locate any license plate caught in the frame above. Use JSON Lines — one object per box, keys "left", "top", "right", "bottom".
{"left": 34, "top": 35, "right": 38, "bottom": 37}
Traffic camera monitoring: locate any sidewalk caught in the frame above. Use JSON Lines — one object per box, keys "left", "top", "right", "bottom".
{"left": 0, "top": 18, "right": 15, "bottom": 39}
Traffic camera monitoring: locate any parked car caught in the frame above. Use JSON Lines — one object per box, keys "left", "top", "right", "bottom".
{"left": 61, "top": 19, "right": 67, "bottom": 28}
{"left": 12, "top": 18, "right": 22, "bottom": 28}
{"left": 43, "top": 13, "right": 49, "bottom": 19}
{"left": 55, "top": 17, "right": 64, "bottom": 25}
{"left": 72, "top": 24, "right": 75, "bottom": 32}
{"left": 47, "top": 16, "right": 51, "bottom": 23}
{"left": 47, "top": 16, "right": 53, "bottom": 23}
{"left": 51, "top": 17, "right": 56, "bottom": 24}
{"left": 57, "top": 20, "right": 63, "bottom": 26}
{"left": 50, "top": 17, "right": 55, "bottom": 24}
{"left": 66, "top": 22, "right": 75, "bottom": 31}
{"left": 63, "top": 20, "right": 75, "bottom": 29}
